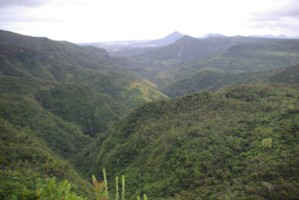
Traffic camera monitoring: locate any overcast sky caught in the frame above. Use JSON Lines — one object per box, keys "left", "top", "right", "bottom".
{"left": 0, "top": 0, "right": 298, "bottom": 43}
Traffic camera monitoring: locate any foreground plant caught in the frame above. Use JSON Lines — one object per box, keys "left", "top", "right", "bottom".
{"left": 92, "top": 169, "right": 148, "bottom": 200}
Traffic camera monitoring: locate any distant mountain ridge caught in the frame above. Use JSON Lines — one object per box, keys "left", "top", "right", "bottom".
{"left": 141, "top": 31, "right": 185, "bottom": 47}
{"left": 162, "top": 64, "right": 299, "bottom": 97}
{"left": 80, "top": 31, "right": 185, "bottom": 54}
{"left": 127, "top": 35, "right": 299, "bottom": 88}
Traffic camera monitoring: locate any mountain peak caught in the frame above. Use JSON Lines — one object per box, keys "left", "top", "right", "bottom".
{"left": 175, "top": 35, "right": 198, "bottom": 43}
{"left": 163, "top": 31, "right": 185, "bottom": 39}
{"left": 144, "top": 31, "right": 185, "bottom": 46}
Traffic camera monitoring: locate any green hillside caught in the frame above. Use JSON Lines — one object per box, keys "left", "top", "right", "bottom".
{"left": 0, "top": 83, "right": 94, "bottom": 198}
{"left": 0, "top": 30, "right": 166, "bottom": 198}
{"left": 0, "top": 29, "right": 166, "bottom": 115}
{"left": 269, "top": 64, "right": 299, "bottom": 84}
{"left": 163, "top": 64, "right": 299, "bottom": 98}
{"left": 129, "top": 36, "right": 299, "bottom": 88}
{"left": 162, "top": 69, "right": 271, "bottom": 97}
{"left": 84, "top": 84, "right": 299, "bottom": 199}
{"left": 0, "top": 117, "right": 93, "bottom": 199}
{"left": 1, "top": 29, "right": 299, "bottom": 199}
{"left": 0, "top": 30, "right": 167, "bottom": 136}
{"left": 179, "top": 39, "right": 299, "bottom": 76}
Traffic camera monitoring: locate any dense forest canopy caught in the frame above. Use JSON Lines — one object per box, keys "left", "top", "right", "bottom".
{"left": 0, "top": 30, "right": 298, "bottom": 199}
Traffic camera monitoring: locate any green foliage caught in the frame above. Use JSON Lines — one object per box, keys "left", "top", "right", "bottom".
{"left": 0, "top": 169, "right": 41, "bottom": 200}
{"left": 136, "top": 194, "right": 148, "bottom": 200}
{"left": 91, "top": 169, "right": 133, "bottom": 200}
{"left": 163, "top": 64, "right": 299, "bottom": 98}
{"left": 115, "top": 176, "right": 119, "bottom": 200}
{"left": 261, "top": 138, "right": 273, "bottom": 149}
{"left": 0, "top": 117, "right": 93, "bottom": 198}
{"left": 0, "top": 30, "right": 165, "bottom": 199}
{"left": 38, "top": 83, "right": 122, "bottom": 136}
{"left": 36, "top": 177, "right": 86, "bottom": 200}
{"left": 143, "top": 194, "right": 148, "bottom": 200}
{"left": 0, "top": 30, "right": 166, "bottom": 122}
{"left": 269, "top": 64, "right": 299, "bottom": 84}
{"left": 1, "top": 29, "right": 299, "bottom": 200}
{"left": 162, "top": 69, "right": 272, "bottom": 97}
{"left": 92, "top": 175, "right": 108, "bottom": 200}
{"left": 86, "top": 84, "right": 299, "bottom": 199}
{"left": 103, "top": 169, "right": 109, "bottom": 199}
{"left": 121, "top": 175, "right": 125, "bottom": 200}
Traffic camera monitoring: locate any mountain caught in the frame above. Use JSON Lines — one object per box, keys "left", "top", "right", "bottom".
{"left": 268, "top": 64, "right": 299, "bottom": 84}
{"left": 0, "top": 29, "right": 166, "bottom": 135}
{"left": 128, "top": 35, "right": 299, "bottom": 89}
{"left": 162, "top": 69, "right": 271, "bottom": 97}
{"left": 141, "top": 31, "right": 185, "bottom": 47}
{"left": 83, "top": 84, "right": 299, "bottom": 199}
{"left": 163, "top": 64, "right": 299, "bottom": 97}
{"left": 0, "top": 30, "right": 166, "bottom": 198}
{"left": 80, "top": 31, "right": 185, "bottom": 56}
{"left": 0, "top": 76, "right": 94, "bottom": 198}
{"left": 2, "top": 29, "right": 299, "bottom": 199}
{"left": 135, "top": 35, "right": 235, "bottom": 63}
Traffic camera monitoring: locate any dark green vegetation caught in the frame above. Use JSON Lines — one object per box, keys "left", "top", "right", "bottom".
{"left": 0, "top": 30, "right": 165, "bottom": 199}
{"left": 0, "top": 29, "right": 166, "bottom": 135}
{"left": 269, "top": 64, "right": 299, "bottom": 84}
{"left": 162, "top": 64, "right": 299, "bottom": 97}
{"left": 1, "top": 29, "right": 299, "bottom": 199}
{"left": 161, "top": 69, "right": 269, "bottom": 97}
{"left": 85, "top": 84, "right": 299, "bottom": 199}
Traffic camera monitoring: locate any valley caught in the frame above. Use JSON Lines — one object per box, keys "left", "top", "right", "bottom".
{"left": 0, "top": 30, "right": 298, "bottom": 199}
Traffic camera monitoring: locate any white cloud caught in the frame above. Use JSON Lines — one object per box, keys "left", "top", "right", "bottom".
{"left": 0, "top": 0, "right": 298, "bottom": 42}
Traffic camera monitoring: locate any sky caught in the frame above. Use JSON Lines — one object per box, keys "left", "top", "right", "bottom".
{"left": 0, "top": 0, "right": 298, "bottom": 43}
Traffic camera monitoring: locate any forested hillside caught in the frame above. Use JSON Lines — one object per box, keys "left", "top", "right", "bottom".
{"left": 0, "top": 30, "right": 166, "bottom": 135}
{"left": 163, "top": 64, "right": 299, "bottom": 97}
{"left": 0, "top": 30, "right": 166, "bottom": 199}
{"left": 84, "top": 84, "right": 299, "bottom": 199}
{"left": 1, "top": 30, "right": 299, "bottom": 199}
{"left": 129, "top": 36, "right": 299, "bottom": 90}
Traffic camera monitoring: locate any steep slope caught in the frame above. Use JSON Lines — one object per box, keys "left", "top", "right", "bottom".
{"left": 268, "top": 64, "right": 299, "bottom": 84}
{"left": 0, "top": 78, "right": 94, "bottom": 198}
{"left": 84, "top": 84, "right": 299, "bottom": 199}
{"left": 162, "top": 69, "right": 271, "bottom": 97}
{"left": 0, "top": 117, "right": 93, "bottom": 199}
{"left": 0, "top": 30, "right": 166, "bottom": 198}
{"left": 163, "top": 64, "right": 299, "bottom": 98}
{"left": 174, "top": 38, "right": 299, "bottom": 80}
{"left": 0, "top": 76, "right": 123, "bottom": 136}
{"left": 0, "top": 30, "right": 166, "bottom": 135}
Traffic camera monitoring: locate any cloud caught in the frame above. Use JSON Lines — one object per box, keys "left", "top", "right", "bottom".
{"left": 275, "top": 0, "right": 299, "bottom": 17}
{"left": 0, "top": 0, "right": 298, "bottom": 42}
{"left": 252, "top": 0, "right": 299, "bottom": 19}
{"left": 246, "top": 0, "right": 299, "bottom": 36}
{"left": 0, "top": 0, "right": 49, "bottom": 7}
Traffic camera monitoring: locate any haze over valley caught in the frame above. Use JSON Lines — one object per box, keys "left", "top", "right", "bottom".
{"left": 0, "top": 0, "right": 299, "bottom": 199}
